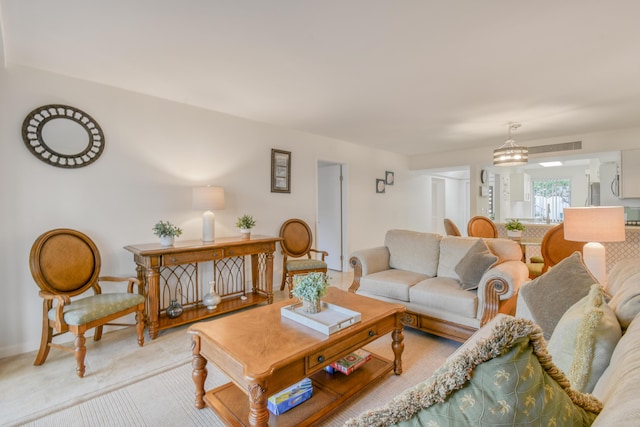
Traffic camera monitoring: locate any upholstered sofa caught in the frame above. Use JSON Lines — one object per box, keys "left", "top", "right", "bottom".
{"left": 348, "top": 229, "right": 529, "bottom": 341}
{"left": 347, "top": 257, "right": 640, "bottom": 426}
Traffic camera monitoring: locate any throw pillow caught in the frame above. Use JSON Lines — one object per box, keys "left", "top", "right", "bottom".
{"left": 547, "top": 284, "right": 622, "bottom": 393}
{"left": 519, "top": 252, "right": 598, "bottom": 339}
{"left": 455, "top": 238, "right": 498, "bottom": 291}
{"left": 345, "top": 317, "right": 602, "bottom": 427}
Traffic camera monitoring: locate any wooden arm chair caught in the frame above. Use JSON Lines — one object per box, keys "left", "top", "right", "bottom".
{"left": 444, "top": 218, "right": 462, "bottom": 236}
{"left": 29, "top": 228, "right": 145, "bottom": 378}
{"left": 527, "top": 222, "right": 585, "bottom": 279}
{"left": 467, "top": 215, "right": 498, "bottom": 238}
{"left": 279, "top": 219, "right": 328, "bottom": 298}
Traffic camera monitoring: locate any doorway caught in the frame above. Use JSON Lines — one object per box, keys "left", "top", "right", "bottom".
{"left": 317, "top": 161, "right": 347, "bottom": 271}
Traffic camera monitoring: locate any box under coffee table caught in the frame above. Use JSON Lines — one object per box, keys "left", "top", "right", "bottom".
{"left": 189, "top": 287, "right": 406, "bottom": 427}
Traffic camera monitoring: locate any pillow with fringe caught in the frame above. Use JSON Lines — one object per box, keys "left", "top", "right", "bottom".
{"left": 345, "top": 317, "right": 602, "bottom": 427}
{"left": 547, "top": 284, "right": 621, "bottom": 393}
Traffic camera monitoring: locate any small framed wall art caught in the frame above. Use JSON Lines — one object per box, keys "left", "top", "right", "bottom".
{"left": 376, "top": 178, "right": 386, "bottom": 193}
{"left": 385, "top": 171, "right": 394, "bottom": 185}
{"left": 271, "top": 149, "right": 291, "bottom": 193}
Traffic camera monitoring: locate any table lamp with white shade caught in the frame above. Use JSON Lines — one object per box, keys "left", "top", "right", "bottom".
{"left": 192, "top": 186, "right": 225, "bottom": 242}
{"left": 563, "top": 206, "right": 625, "bottom": 286}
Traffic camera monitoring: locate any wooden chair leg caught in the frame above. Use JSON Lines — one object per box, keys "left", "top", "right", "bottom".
{"left": 34, "top": 318, "right": 53, "bottom": 366}
{"left": 136, "top": 309, "right": 145, "bottom": 347}
{"left": 280, "top": 266, "right": 287, "bottom": 291}
{"left": 93, "top": 325, "right": 103, "bottom": 342}
{"left": 287, "top": 273, "right": 294, "bottom": 298}
{"left": 74, "top": 333, "right": 87, "bottom": 378}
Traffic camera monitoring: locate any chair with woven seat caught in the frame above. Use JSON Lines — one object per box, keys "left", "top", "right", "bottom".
{"left": 279, "top": 218, "right": 329, "bottom": 298}
{"left": 467, "top": 215, "right": 498, "bottom": 238}
{"left": 527, "top": 222, "right": 585, "bottom": 279}
{"left": 444, "top": 218, "right": 462, "bottom": 236}
{"left": 30, "top": 228, "right": 145, "bottom": 377}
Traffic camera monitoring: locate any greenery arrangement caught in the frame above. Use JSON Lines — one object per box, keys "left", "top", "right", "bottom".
{"left": 505, "top": 219, "right": 526, "bottom": 232}
{"left": 152, "top": 220, "right": 183, "bottom": 237}
{"left": 292, "top": 272, "right": 330, "bottom": 303}
{"left": 236, "top": 214, "right": 256, "bottom": 229}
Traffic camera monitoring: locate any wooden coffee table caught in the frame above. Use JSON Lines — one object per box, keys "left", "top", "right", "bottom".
{"left": 189, "top": 287, "right": 406, "bottom": 426}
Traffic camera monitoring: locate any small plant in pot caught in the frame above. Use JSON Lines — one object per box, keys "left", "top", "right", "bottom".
{"left": 236, "top": 214, "right": 256, "bottom": 239}
{"left": 152, "top": 220, "right": 183, "bottom": 247}
{"left": 292, "top": 272, "right": 330, "bottom": 314}
{"left": 505, "top": 219, "right": 525, "bottom": 238}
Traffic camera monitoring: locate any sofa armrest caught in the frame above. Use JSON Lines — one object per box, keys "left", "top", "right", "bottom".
{"left": 477, "top": 260, "right": 529, "bottom": 325}
{"left": 348, "top": 246, "right": 390, "bottom": 292}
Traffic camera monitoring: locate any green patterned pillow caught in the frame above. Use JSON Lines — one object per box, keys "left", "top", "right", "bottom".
{"left": 346, "top": 317, "right": 602, "bottom": 427}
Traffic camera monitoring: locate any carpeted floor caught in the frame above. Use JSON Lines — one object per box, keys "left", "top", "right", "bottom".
{"left": 1, "top": 276, "right": 460, "bottom": 427}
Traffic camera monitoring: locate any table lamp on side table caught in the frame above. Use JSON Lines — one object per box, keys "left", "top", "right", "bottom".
{"left": 193, "top": 186, "right": 225, "bottom": 242}
{"left": 563, "top": 206, "right": 625, "bottom": 286}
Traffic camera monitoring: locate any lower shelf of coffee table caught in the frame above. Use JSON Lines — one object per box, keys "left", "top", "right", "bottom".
{"left": 204, "top": 353, "right": 393, "bottom": 427}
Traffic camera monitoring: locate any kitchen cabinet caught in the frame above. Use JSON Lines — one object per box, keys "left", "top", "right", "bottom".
{"left": 510, "top": 172, "right": 531, "bottom": 201}
{"left": 621, "top": 149, "right": 640, "bottom": 198}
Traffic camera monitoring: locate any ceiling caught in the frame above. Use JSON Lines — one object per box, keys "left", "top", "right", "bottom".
{"left": 2, "top": 1, "right": 640, "bottom": 157}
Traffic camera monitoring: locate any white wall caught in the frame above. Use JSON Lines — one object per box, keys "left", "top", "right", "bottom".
{"left": 0, "top": 65, "right": 416, "bottom": 357}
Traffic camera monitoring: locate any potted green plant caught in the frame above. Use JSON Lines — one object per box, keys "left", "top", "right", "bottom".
{"left": 236, "top": 214, "right": 256, "bottom": 239}
{"left": 292, "top": 272, "right": 329, "bottom": 314}
{"left": 152, "top": 220, "right": 183, "bottom": 247}
{"left": 505, "top": 218, "right": 525, "bottom": 238}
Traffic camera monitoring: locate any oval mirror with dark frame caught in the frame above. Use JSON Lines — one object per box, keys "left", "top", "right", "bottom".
{"left": 21, "top": 104, "right": 105, "bottom": 169}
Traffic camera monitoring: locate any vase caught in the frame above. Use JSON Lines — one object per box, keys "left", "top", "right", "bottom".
{"left": 302, "top": 299, "right": 322, "bottom": 314}
{"left": 203, "top": 281, "right": 222, "bottom": 310}
{"left": 240, "top": 228, "right": 251, "bottom": 240}
{"left": 507, "top": 230, "right": 522, "bottom": 238}
{"left": 166, "top": 299, "right": 183, "bottom": 318}
{"left": 160, "top": 235, "right": 175, "bottom": 247}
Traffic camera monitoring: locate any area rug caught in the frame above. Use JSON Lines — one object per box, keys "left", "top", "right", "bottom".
{"left": 14, "top": 329, "right": 459, "bottom": 426}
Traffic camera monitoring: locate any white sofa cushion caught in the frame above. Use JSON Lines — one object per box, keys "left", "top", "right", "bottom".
{"left": 607, "top": 259, "right": 640, "bottom": 330}
{"left": 385, "top": 230, "right": 441, "bottom": 276}
{"left": 592, "top": 313, "right": 640, "bottom": 426}
{"left": 359, "top": 269, "right": 429, "bottom": 302}
{"left": 484, "top": 238, "right": 524, "bottom": 263}
{"left": 410, "top": 277, "right": 478, "bottom": 318}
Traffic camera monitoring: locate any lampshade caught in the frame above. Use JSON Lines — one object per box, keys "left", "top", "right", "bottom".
{"left": 493, "top": 123, "right": 528, "bottom": 166}
{"left": 192, "top": 186, "right": 225, "bottom": 211}
{"left": 192, "top": 186, "right": 225, "bottom": 242}
{"left": 563, "top": 206, "right": 625, "bottom": 243}
{"left": 564, "top": 206, "right": 625, "bottom": 286}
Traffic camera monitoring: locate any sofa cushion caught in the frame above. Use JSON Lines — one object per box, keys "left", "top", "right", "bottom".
{"left": 410, "top": 278, "right": 477, "bottom": 318}
{"left": 345, "top": 317, "right": 601, "bottom": 427}
{"left": 607, "top": 258, "right": 640, "bottom": 330}
{"left": 518, "top": 252, "right": 598, "bottom": 339}
{"left": 485, "top": 238, "right": 524, "bottom": 263}
{"left": 384, "top": 230, "right": 441, "bottom": 276}
{"left": 437, "top": 236, "right": 479, "bottom": 279}
{"left": 591, "top": 314, "right": 640, "bottom": 426}
{"left": 455, "top": 238, "right": 498, "bottom": 291}
{"left": 547, "top": 284, "right": 622, "bottom": 393}
{"left": 359, "top": 269, "right": 429, "bottom": 302}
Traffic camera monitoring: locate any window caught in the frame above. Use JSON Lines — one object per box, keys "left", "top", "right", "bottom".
{"left": 532, "top": 178, "right": 571, "bottom": 222}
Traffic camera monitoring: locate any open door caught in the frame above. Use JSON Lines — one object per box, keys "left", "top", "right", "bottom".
{"left": 317, "top": 162, "right": 344, "bottom": 271}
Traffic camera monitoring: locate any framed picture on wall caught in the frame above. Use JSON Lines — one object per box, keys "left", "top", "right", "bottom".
{"left": 271, "top": 149, "right": 291, "bottom": 193}
{"left": 376, "top": 178, "right": 386, "bottom": 193}
{"left": 385, "top": 171, "right": 395, "bottom": 185}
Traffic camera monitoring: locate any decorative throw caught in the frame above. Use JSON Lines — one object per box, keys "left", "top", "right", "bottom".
{"left": 454, "top": 238, "right": 498, "bottom": 291}
{"left": 519, "top": 252, "right": 598, "bottom": 339}
{"left": 345, "top": 317, "right": 602, "bottom": 427}
{"left": 547, "top": 284, "right": 622, "bottom": 393}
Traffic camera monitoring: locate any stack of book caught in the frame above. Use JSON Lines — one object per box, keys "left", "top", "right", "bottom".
{"left": 325, "top": 349, "right": 372, "bottom": 375}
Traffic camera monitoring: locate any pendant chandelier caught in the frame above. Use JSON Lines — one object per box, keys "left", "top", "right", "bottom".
{"left": 493, "top": 123, "right": 528, "bottom": 166}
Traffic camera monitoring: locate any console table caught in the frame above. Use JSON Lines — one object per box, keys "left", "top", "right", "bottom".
{"left": 124, "top": 235, "right": 282, "bottom": 339}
